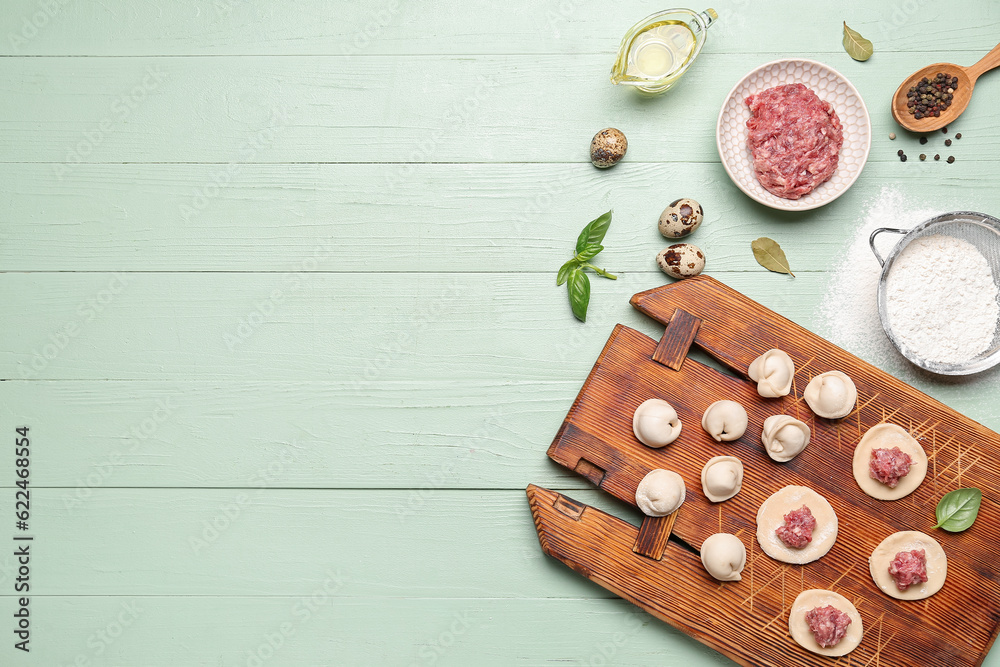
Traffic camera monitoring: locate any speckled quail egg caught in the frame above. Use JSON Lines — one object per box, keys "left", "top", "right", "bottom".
{"left": 590, "top": 128, "right": 627, "bottom": 168}
{"left": 658, "top": 198, "right": 704, "bottom": 238}
{"left": 657, "top": 243, "right": 705, "bottom": 279}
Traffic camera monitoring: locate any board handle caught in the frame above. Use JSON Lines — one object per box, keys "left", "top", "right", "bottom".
{"left": 652, "top": 308, "right": 701, "bottom": 370}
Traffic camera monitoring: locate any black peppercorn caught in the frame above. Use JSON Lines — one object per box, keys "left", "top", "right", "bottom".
{"left": 919, "top": 154, "right": 926, "bottom": 161}
{"left": 934, "top": 154, "right": 940, "bottom": 160}
{"left": 947, "top": 156, "right": 955, "bottom": 163}
{"left": 942, "top": 127, "right": 948, "bottom": 134}
{"left": 901, "top": 154, "right": 908, "bottom": 162}
{"left": 919, "top": 137, "right": 928, "bottom": 144}
{"left": 897, "top": 149, "right": 904, "bottom": 156}
{"left": 945, "top": 139, "right": 952, "bottom": 146}
{"left": 955, "top": 132, "right": 962, "bottom": 139}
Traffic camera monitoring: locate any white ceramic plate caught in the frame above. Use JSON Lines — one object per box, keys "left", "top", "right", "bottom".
{"left": 716, "top": 59, "right": 871, "bottom": 211}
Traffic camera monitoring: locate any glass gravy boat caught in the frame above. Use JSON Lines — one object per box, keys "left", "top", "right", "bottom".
{"left": 610, "top": 8, "right": 718, "bottom": 94}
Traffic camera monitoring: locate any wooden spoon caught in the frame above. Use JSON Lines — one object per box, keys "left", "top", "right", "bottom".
{"left": 891, "top": 42, "right": 1000, "bottom": 132}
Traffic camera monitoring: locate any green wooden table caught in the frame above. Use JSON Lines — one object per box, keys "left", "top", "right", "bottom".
{"left": 1, "top": 1, "right": 999, "bottom": 664}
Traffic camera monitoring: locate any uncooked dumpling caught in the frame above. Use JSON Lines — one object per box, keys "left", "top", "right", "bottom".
{"left": 804, "top": 371, "right": 857, "bottom": 419}
{"left": 632, "top": 399, "right": 682, "bottom": 448}
{"left": 761, "top": 415, "right": 810, "bottom": 462}
{"left": 852, "top": 423, "right": 927, "bottom": 500}
{"left": 748, "top": 349, "right": 795, "bottom": 398}
{"left": 788, "top": 589, "right": 863, "bottom": 657}
{"left": 869, "top": 531, "right": 947, "bottom": 601}
{"left": 701, "top": 400, "right": 748, "bottom": 442}
{"left": 700, "top": 533, "right": 746, "bottom": 581}
{"left": 756, "top": 485, "right": 837, "bottom": 565}
{"left": 701, "top": 456, "right": 744, "bottom": 502}
{"left": 635, "top": 469, "right": 686, "bottom": 517}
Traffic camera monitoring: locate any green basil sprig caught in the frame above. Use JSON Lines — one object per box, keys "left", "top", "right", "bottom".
{"left": 557, "top": 210, "right": 617, "bottom": 322}
{"left": 932, "top": 487, "right": 982, "bottom": 532}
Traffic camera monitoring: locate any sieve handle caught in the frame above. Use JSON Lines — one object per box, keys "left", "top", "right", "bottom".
{"left": 869, "top": 228, "right": 910, "bottom": 267}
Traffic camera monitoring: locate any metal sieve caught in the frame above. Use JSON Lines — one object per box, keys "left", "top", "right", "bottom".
{"left": 869, "top": 211, "right": 1000, "bottom": 375}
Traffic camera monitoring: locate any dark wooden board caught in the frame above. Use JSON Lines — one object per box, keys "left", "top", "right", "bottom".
{"left": 530, "top": 275, "right": 1000, "bottom": 667}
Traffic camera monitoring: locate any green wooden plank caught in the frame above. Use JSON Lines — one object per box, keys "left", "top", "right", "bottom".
{"left": 6, "top": 488, "right": 643, "bottom": 597}
{"left": 0, "top": 52, "right": 996, "bottom": 163}
{"left": 0, "top": 271, "right": 843, "bottom": 382}
{"left": 3, "top": 596, "right": 738, "bottom": 667}
{"left": 0, "top": 162, "right": 989, "bottom": 273}
{"left": 7, "top": 594, "right": 1000, "bottom": 666}
{"left": 1, "top": 0, "right": 995, "bottom": 56}
{"left": 1, "top": 372, "right": 997, "bottom": 491}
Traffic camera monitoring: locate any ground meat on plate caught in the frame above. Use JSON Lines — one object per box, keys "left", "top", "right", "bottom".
{"left": 805, "top": 605, "right": 852, "bottom": 648}
{"left": 869, "top": 446, "right": 913, "bottom": 488}
{"left": 744, "top": 83, "right": 844, "bottom": 200}
{"left": 775, "top": 505, "right": 816, "bottom": 548}
{"left": 888, "top": 549, "right": 928, "bottom": 591}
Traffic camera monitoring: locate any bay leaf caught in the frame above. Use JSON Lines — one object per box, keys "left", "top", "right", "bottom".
{"left": 751, "top": 237, "right": 795, "bottom": 277}
{"left": 842, "top": 22, "right": 873, "bottom": 62}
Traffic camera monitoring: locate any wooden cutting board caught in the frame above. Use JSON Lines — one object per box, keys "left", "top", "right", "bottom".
{"left": 527, "top": 275, "right": 1000, "bottom": 667}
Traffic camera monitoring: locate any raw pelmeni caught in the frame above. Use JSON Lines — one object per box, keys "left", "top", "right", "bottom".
{"left": 748, "top": 349, "right": 795, "bottom": 397}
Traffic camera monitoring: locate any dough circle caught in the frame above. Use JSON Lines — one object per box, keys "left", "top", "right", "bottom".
{"left": 635, "top": 469, "right": 686, "bottom": 517}
{"left": 761, "top": 415, "right": 810, "bottom": 462}
{"left": 701, "top": 456, "right": 744, "bottom": 502}
{"left": 788, "top": 589, "right": 863, "bottom": 657}
{"left": 804, "top": 371, "right": 857, "bottom": 419}
{"left": 852, "top": 423, "right": 927, "bottom": 500}
{"left": 756, "top": 485, "right": 838, "bottom": 564}
{"left": 869, "top": 531, "right": 947, "bottom": 600}
{"left": 632, "top": 398, "right": 682, "bottom": 448}
{"left": 748, "top": 349, "right": 795, "bottom": 397}
{"left": 701, "top": 400, "right": 748, "bottom": 442}
{"left": 701, "top": 533, "right": 746, "bottom": 581}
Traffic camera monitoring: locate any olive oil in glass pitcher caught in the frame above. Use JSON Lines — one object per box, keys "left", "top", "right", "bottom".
{"left": 610, "top": 8, "right": 718, "bottom": 94}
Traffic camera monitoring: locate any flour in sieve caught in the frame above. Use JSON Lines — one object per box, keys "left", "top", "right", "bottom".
{"left": 886, "top": 234, "right": 999, "bottom": 364}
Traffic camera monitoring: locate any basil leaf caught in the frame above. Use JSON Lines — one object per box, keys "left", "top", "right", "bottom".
{"left": 751, "top": 237, "right": 795, "bottom": 277}
{"left": 842, "top": 22, "right": 873, "bottom": 62}
{"left": 933, "top": 487, "right": 982, "bottom": 532}
{"left": 574, "top": 243, "right": 604, "bottom": 263}
{"left": 556, "top": 259, "right": 579, "bottom": 286}
{"left": 567, "top": 268, "right": 591, "bottom": 322}
{"left": 575, "top": 210, "right": 613, "bottom": 253}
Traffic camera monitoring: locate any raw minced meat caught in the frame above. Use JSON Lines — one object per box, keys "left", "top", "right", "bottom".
{"left": 744, "top": 83, "right": 843, "bottom": 200}
{"left": 775, "top": 505, "right": 816, "bottom": 549}
{"left": 805, "top": 605, "right": 852, "bottom": 648}
{"left": 888, "top": 549, "right": 928, "bottom": 591}
{"left": 869, "top": 446, "right": 913, "bottom": 488}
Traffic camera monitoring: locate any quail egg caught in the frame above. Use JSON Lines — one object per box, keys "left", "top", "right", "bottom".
{"left": 657, "top": 243, "right": 705, "bottom": 279}
{"left": 658, "top": 198, "right": 703, "bottom": 238}
{"left": 590, "top": 128, "right": 627, "bottom": 168}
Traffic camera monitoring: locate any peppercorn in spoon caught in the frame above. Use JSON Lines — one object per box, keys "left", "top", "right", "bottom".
{"left": 891, "top": 41, "right": 1000, "bottom": 133}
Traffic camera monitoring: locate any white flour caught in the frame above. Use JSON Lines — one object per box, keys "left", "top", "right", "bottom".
{"left": 886, "top": 235, "right": 999, "bottom": 364}
{"left": 816, "top": 187, "right": 938, "bottom": 375}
